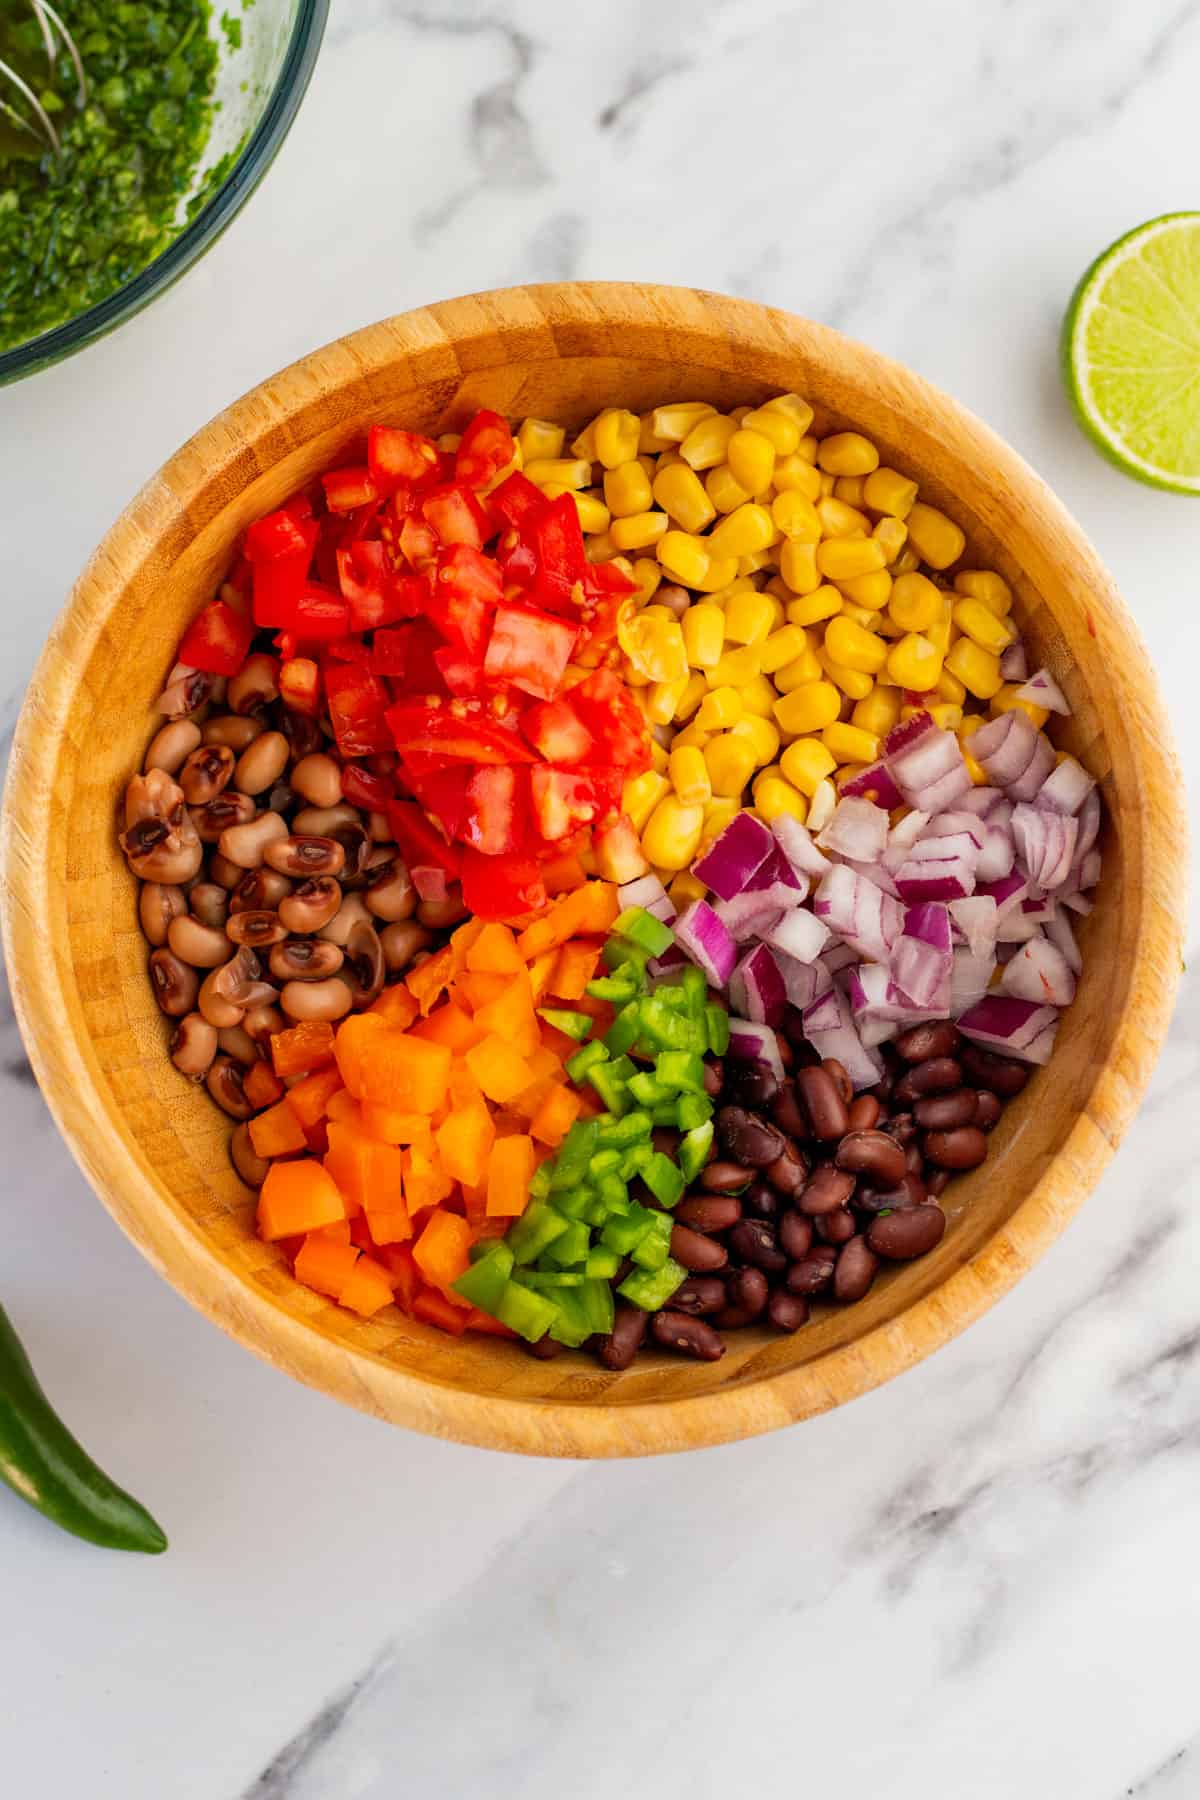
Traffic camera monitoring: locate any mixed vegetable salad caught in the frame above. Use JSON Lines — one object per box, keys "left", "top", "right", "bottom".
{"left": 119, "top": 393, "right": 1102, "bottom": 1364}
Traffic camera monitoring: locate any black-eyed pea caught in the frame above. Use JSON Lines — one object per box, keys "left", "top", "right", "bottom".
{"left": 167, "top": 913, "right": 233, "bottom": 969}
{"left": 279, "top": 977, "right": 353, "bottom": 1023}
{"left": 218, "top": 810, "right": 289, "bottom": 869}
{"left": 234, "top": 730, "right": 290, "bottom": 796}
{"left": 138, "top": 882, "right": 186, "bottom": 946}
{"left": 144, "top": 719, "right": 201, "bottom": 775}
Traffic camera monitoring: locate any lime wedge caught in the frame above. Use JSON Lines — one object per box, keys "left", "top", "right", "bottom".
{"left": 1061, "top": 212, "right": 1200, "bottom": 494}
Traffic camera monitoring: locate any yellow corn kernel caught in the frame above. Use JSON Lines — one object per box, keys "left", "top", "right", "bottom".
{"left": 786, "top": 583, "right": 842, "bottom": 626}
{"left": 773, "top": 680, "right": 842, "bottom": 736}
{"left": 752, "top": 771, "right": 808, "bottom": 824}
{"left": 668, "top": 869, "right": 708, "bottom": 907}
{"left": 952, "top": 597, "right": 1016, "bottom": 655}
{"left": 990, "top": 681, "right": 1049, "bottom": 728}
{"left": 636, "top": 413, "right": 673, "bottom": 455}
{"left": 763, "top": 594, "right": 786, "bottom": 632}
{"left": 668, "top": 744, "right": 712, "bottom": 807}
{"left": 670, "top": 721, "right": 710, "bottom": 753}
{"left": 824, "top": 614, "right": 888, "bottom": 674}
{"left": 649, "top": 402, "right": 715, "bottom": 445}
{"left": 729, "top": 406, "right": 751, "bottom": 424}
{"left": 586, "top": 531, "right": 617, "bottom": 563}
{"left": 822, "top": 722, "right": 880, "bottom": 765}
{"left": 833, "top": 477, "right": 866, "bottom": 510}
{"left": 818, "top": 471, "right": 836, "bottom": 497}
{"left": 816, "top": 495, "right": 871, "bottom": 539}
{"left": 906, "top": 502, "right": 966, "bottom": 570}
{"left": 641, "top": 795, "right": 705, "bottom": 871}
{"left": 872, "top": 516, "right": 908, "bottom": 564}
{"left": 681, "top": 603, "right": 725, "bottom": 668}
{"left": 517, "top": 418, "right": 565, "bottom": 462}
{"left": 806, "top": 777, "right": 837, "bottom": 832}
{"left": 705, "top": 575, "right": 754, "bottom": 609}
{"left": 724, "top": 587, "right": 777, "bottom": 645}
{"left": 590, "top": 409, "right": 640, "bottom": 470}
{"left": 891, "top": 545, "right": 921, "bottom": 576}
{"left": 695, "top": 686, "right": 743, "bottom": 731}
{"left": 834, "top": 568, "right": 892, "bottom": 611}
{"left": 794, "top": 432, "right": 819, "bottom": 463}
{"left": 927, "top": 702, "right": 963, "bottom": 731}
{"left": 772, "top": 645, "right": 825, "bottom": 692}
{"left": 629, "top": 557, "right": 662, "bottom": 603}
{"left": 771, "top": 453, "right": 822, "bottom": 502}
{"left": 571, "top": 419, "right": 600, "bottom": 460}
{"left": 944, "top": 637, "right": 1003, "bottom": 700}
{"left": 852, "top": 686, "right": 901, "bottom": 738}
{"left": 955, "top": 569, "right": 1013, "bottom": 616}
{"left": 704, "top": 463, "right": 752, "bottom": 515}
{"left": 525, "top": 457, "right": 592, "bottom": 489}
{"left": 622, "top": 769, "right": 670, "bottom": 832}
{"left": 771, "top": 490, "right": 822, "bottom": 542}
{"left": 741, "top": 405, "right": 800, "bottom": 455}
{"left": 817, "top": 537, "right": 888, "bottom": 581}
{"left": 570, "top": 490, "right": 611, "bottom": 534}
{"left": 673, "top": 671, "right": 708, "bottom": 722}
{"left": 649, "top": 738, "right": 669, "bottom": 774}
{"left": 765, "top": 574, "right": 791, "bottom": 603}
{"left": 873, "top": 612, "right": 906, "bottom": 641}
{"left": 700, "top": 795, "right": 742, "bottom": 843}
{"left": 657, "top": 530, "right": 711, "bottom": 587}
{"left": 925, "top": 595, "right": 955, "bottom": 655}
{"left": 679, "top": 413, "right": 739, "bottom": 471}
{"left": 656, "top": 447, "right": 684, "bottom": 469}
{"left": 936, "top": 668, "right": 967, "bottom": 706}
{"left": 727, "top": 428, "right": 776, "bottom": 495}
{"left": 603, "top": 461, "right": 654, "bottom": 518}
{"left": 731, "top": 713, "right": 781, "bottom": 766}
{"left": 887, "top": 633, "right": 944, "bottom": 692}
{"left": 764, "top": 393, "right": 815, "bottom": 435}
{"left": 703, "top": 732, "right": 758, "bottom": 798}
{"left": 740, "top": 673, "right": 778, "bottom": 718}
{"left": 839, "top": 602, "right": 882, "bottom": 632}
{"left": 759, "top": 624, "right": 809, "bottom": 674}
{"left": 862, "top": 467, "right": 918, "bottom": 518}
{"left": 818, "top": 431, "right": 880, "bottom": 476}
{"left": 708, "top": 502, "right": 775, "bottom": 562}
{"left": 646, "top": 675, "right": 690, "bottom": 725}
{"left": 706, "top": 645, "right": 763, "bottom": 687}
{"left": 610, "top": 511, "right": 669, "bottom": 553}
{"left": 818, "top": 649, "right": 874, "bottom": 701}
{"left": 888, "top": 570, "right": 942, "bottom": 633}
{"left": 780, "top": 737, "right": 837, "bottom": 796}
{"left": 693, "top": 555, "right": 740, "bottom": 595}
{"left": 779, "top": 540, "right": 823, "bottom": 596}
{"left": 653, "top": 463, "right": 717, "bottom": 534}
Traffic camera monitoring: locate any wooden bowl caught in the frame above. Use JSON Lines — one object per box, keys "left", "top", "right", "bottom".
{"left": 2, "top": 285, "right": 1186, "bottom": 1457}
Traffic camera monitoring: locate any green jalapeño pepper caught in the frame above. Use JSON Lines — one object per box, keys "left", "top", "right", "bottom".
{"left": 0, "top": 1305, "right": 166, "bottom": 1554}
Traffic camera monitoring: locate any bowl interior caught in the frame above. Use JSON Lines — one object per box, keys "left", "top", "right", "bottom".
{"left": 4, "top": 288, "right": 1183, "bottom": 1455}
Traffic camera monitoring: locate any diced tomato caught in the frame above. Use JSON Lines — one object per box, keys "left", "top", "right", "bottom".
{"left": 253, "top": 550, "right": 314, "bottom": 629}
{"left": 325, "top": 637, "right": 374, "bottom": 666}
{"left": 336, "top": 541, "right": 424, "bottom": 632}
{"left": 592, "top": 814, "right": 648, "bottom": 883}
{"left": 177, "top": 599, "right": 254, "bottom": 676}
{"left": 367, "top": 425, "right": 441, "bottom": 492}
{"left": 526, "top": 491, "right": 585, "bottom": 609}
{"left": 572, "top": 668, "right": 652, "bottom": 772}
{"left": 483, "top": 604, "right": 578, "bottom": 701}
{"left": 520, "top": 695, "right": 594, "bottom": 763}
{"left": 461, "top": 848, "right": 546, "bottom": 922}
{"left": 398, "top": 513, "right": 439, "bottom": 572}
{"left": 433, "top": 647, "right": 490, "bottom": 697}
{"left": 385, "top": 701, "right": 535, "bottom": 765}
{"left": 325, "top": 664, "right": 392, "bottom": 757}
{"left": 291, "top": 587, "right": 352, "bottom": 644}
{"left": 582, "top": 559, "right": 637, "bottom": 601}
{"left": 322, "top": 466, "right": 382, "bottom": 513}
{"left": 529, "top": 766, "right": 601, "bottom": 842}
{"left": 435, "top": 542, "right": 504, "bottom": 610}
{"left": 421, "top": 483, "right": 492, "bottom": 550}
{"left": 488, "top": 470, "right": 547, "bottom": 532}
{"left": 372, "top": 621, "right": 447, "bottom": 691}
{"left": 244, "top": 508, "right": 318, "bottom": 565}
{"left": 495, "top": 531, "right": 538, "bottom": 589}
{"left": 340, "top": 763, "right": 395, "bottom": 814}
{"left": 387, "top": 801, "right": 462, "bottom": 880}
{"left": 401, "top": 766, "right": 470, "bottom": 840}
{"left": 463, "top": 765, "right": 526, "bottom": 856}
{"left": 454, "top": 409, "right": 516, "bottom": 490}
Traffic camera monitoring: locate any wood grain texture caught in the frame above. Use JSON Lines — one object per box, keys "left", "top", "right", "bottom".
{"left": 0, "top": 284, "right": 1187, "bottom": 1457}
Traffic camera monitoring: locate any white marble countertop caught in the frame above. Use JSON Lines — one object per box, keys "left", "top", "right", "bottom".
{"left": 2, "top": 2, "right": 1198, "bottom": 1795}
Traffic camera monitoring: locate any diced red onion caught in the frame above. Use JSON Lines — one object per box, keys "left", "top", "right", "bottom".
{"left": 997, "top": 909, "right": 1042, "bottom": 943}
{"left": 729, "top": 944, "right": 787, "bottom": 1026}
{"left": 776, "top": 952, "right": 832, "bottom": 1010}
{"left": 1076, "top": 847, "right": 1101, "bottom": 891}
{"left": 726, "top": 1019, "right": 785, "bottom": 1081}
{"left": 693, "top": 812, "right": 774, "bottom": 900}
{"left": 713, "top": 892, "right": 785, "bottom": 943}
{"left": 1061, "top": 889, "right": 1094, "bottom": 916}
{"left": 972, "top": 710, "right": 1039, "bottom": 788}
{"left": 894, "top": 857, "right": 975, "bottom": 903}
{"left": 887, "top": 809, "right": 932, "bottom": 856}
{"left": 411, "top": 866, "right": 450, "bottom": 902}
{"left": 950, "top": 948, "right": 995, "bottom": 1016}
{"left": 846, "top": 962, "right": 930, "bottom": 1047}
{"left": 814, "top": 864, "right": 904, "bottom": 961}
{"left": 1017, "top": 667, "right": 1071, "bottom": 716}
{"left": 954, "top": 788, "right": 1008, "bottom": 819}
{"left": 1035, "top": 756, "right": 1094, "bottom": 816}
{"left": 673, "top": 899, "right": 738, "bottom": 986}
{"left": 1044, "top": 907, "right": 1081, "bottom": 976}
{"left": 802, "top": 984, "right": 883, "bottom": 1091}
{"left": 1007, "top": 731, "right": 1056, "bottom": 802}
{"left": 1019, "top": 1018, "right": 1059, "bottom": 1065}
{"left": 977, "top": 870, "right": 1029, "bottom": 915}
{"left": 884, "top": 711, "right": 971, "bottom": 810}
{"left": 999, "top": 641, "right": 1029, "bottom": 682}
{"left": 976, "top": 825, "right": 1016, "bottom": 882}
{"left": 1000, "top": 934, "right": 1076, "bottom": 1006}
{"left": 770, "top": 815, "right": 831, "bottom": 881}
{"left": 821, "top": 941, "right": 861, "bottom": 978}
{"left": 647, "top": 944, "right": 689, "bottom": 977}
{"left": 921, "top": 811, "right": 985, "bottom": 847}
{"left": 906, "top": 830, "right": 982, "bottom": 867}
{"left": 618, "top": 873, "right": 676, "bottom": 922}
{"left": 1011, "top": 802, "right": 1078, "bottom": 890}
{"left": 763, "top": 907, "right": 831, "bottom": 964}
{"left": 958, "top": 994, "right": 1059, "bottom": 1057}
{"left": 948, "top": 895, "right": 998, "bottom": 959}
{"left": 817, "top": 795, "right": 890, "bottom": 862}
{"left": 1074, "top": 788, "right": 1101, "bottom": 862}
{"left": 838, "top": 761, "right": 904, "bottom": 809}
{"left": 917, "top": 763, "right": 975, "bottom": 813}
{"left": 747, "top": 845, "right": 807, "bottom": 895}
{"left": 892, "top": 903, "right": 953, "bottom": 1011}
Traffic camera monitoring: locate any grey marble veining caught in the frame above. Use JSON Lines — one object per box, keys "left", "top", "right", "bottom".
{"left": 0, "top": 1, "right": 1197, "bottom": 1796}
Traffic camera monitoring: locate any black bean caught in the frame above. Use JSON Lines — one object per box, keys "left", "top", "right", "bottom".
{"left": 712, "top": 1305, "right": 758, "bottom": 1330}
{"left": 923, "top": 1125, "right": 988, "bottom": 1170}
{"left": 651, "top": 1311, "right": 726, "bottom": 1361}
{"left": 795, "top": 1065, "right": 850, "bottom": 1140}
{"left": 670, "top": 1223, "right": 729, "bottom": 1273}
{"left": 846, "top": 1094, "right": 883, "bottom": 1131}
{"left": 700, "top": 1159, "right": 753, "bottom": 1194}
{"left": 702, "top": 1058, "right": 724, "bottom": 1098}
{"left": 926, "top": 1168, "right": 951, "bottom": 1197}
{"left": 741, "top": 1179, "right": 781, "bottom": 1221}
{"left": 764, "top": 1142, "right": 808, "bottom": 1199}
{"left": 779, "top": 1210, "right": 814, "bottom": 1260}
{"left": 798, "top": 1163, "right": 856, "bottom": 1216}
{"left": 716, "top": 1106, "right": 786, "bottom": 1167}
{"left": 674, "top": 1194, "right": 742, "bottom": 1232}
{"left": 787, "top": 1247, "right": 838, "bottom": 1293}
{"left": 815, "top": 1206, "right": 857, "bottom": 1245}
{"left": 958, "top": 1044, "right": 1029, "bottom": 1095}
{"left": 728, "top": 1219, "right": 788, "bottom": 1272}
{"left": 726, "top": 1059, "right": 780, "bottom": 1108}
{"left": 894, "top": 1057, "right": 963, "bottom": 1104}
{"left": 905, "top": 1142, "right": 924, "bottom": 1174}
{"left": 597, "top": 1307, "right": 647, "bottom": 1369}
{"left": 914, "top": 1089, "right": 979, "bottom": 1130}
{"left": 835, "top": 1129, "right": 907, "bottom": 1186}
{"left": 895, "top": 1020, "right": 960, "bottom": 1063}
{"left": 834, "top": 1236, "right": 880, "bottom": 1302}
{"left": 868, "top": 1205, "right": 947, "bottom": 1259}
{"left": 770, "top": 1081, "right": 810, "bottom": 1139}
{"left": 667, "top": 1277, "right": 727, "bottom": 1318}
{"left": 974, "top": 1089, "right": 1003, "bottom": 1130}
{"left": 855, "top": 1172, "right": 926, "bottom": 1214}
{"left": 767, "top": 1292, "right": 810, "bottom": 1331}
{"left": 884, "top": 1111, "right": 919, "bottom": 1146}
{"left": 725, "top": 1267, "right": 769, "bottom": 1319}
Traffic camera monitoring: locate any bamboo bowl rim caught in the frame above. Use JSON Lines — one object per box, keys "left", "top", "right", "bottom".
{"left": 1, "top": 284, "right": 1187, "bottom": 1457}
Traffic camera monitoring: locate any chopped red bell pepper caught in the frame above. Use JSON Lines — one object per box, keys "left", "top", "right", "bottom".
{"left": 483, "top": 603, "right": 578, "bottom": 701}
{"left": 385, "top": 701, "right": 535, "bottom": 765}
{"left": 526, "top": 491, "right": 585, "bottom": 609}
{"left": 463, "top": 765, "right": 526, "bottom": 856}
{"left": 322, "top": 466, "right": 382, "bottom": 513}
{"left": 371, "top": 621, "right": 448, "bottom": 691}
{"left": 291, "top": 587, "right": 352, "bottom": 643}
{"left": 400, "top": 766, "right": 470, "bottom": 840}
{"left": 495, "top": 532, "right": 538, "bottom": 589}
{"left": 421, "top": 483, "right": 492, "bottom": 551}
{"left": 325, "top": 664, "right": 393, "bottom": 758}
{"left": 325, "top": 637, "right": 374, "bottom": 666}
{"left": 460, "top": 848, "right": 546, "bottom": 923}
{"left": 367, "top": 425, "right": 441, "bottom": 492}
{"left": 519, "top": 695, "right": 594, "bottom": 763}
{"left": 387, "top": 800, "right": 462, "bottom": 881}
{"left": 177, "top": 599, "right": 254, "bottom": 676}
{"left": 341, "top": 763, "right": 395, "bottom": 813}
{"left": 244, "top": 508, "right": 318, "bottom": 565}
{"left": 488, "top": 470, "right": 547, "bottom": 532}
{"left": 454, "top": 409, "right": 516, "bottom": 491}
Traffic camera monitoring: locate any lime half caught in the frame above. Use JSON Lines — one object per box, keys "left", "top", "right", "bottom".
{"left": 1062, "top": 212, "right": 1200, "bottom": 494}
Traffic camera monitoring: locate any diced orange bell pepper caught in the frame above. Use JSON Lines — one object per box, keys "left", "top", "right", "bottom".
{"left": 338, "top": 1253, "right": 395, "bottom": 1317}
{"left": 363, "top": 1204, "right": 413, "bottom": 1246}
{"left": 412, "top": 1288, "right": 468, "bottom": 1334}
{"left": 539, "top": 1019, "right": 584, "bottom": 1061}
{"left": 465, "top": 921, "right": 524, "bottom": 974}
{"left": 404, "top": 1144, "right": 454, "bottom": 1211}
{"left": 360, "top": 1103, "right": 432, "bottom": 1145}
{"left": 411, "top": 1001, "right": 482, "bottom": 1052}
{"left": 550, "top": 939, "right": 603, "bottom": 1001}
{"left": 286, "top": 1064, "right": 345, "bottom": 1130}
{"left": 294, "top": 1234, "right": 360, "bottom": 1299}
{"left": 369, "top": 985, "right": 420, "bottom": 1030}
{"left": 526, "top": 950, "right": 559, "bottom": 1002}
{"left": 359, "top": 1031, "right": 452, "bottom": 1113}
{"left": 270, "top": 1019, "right": 336, "bottom": 1079}
{"left": 248, "top": 1097, "right": 308, "bottom": 1159}
{"left": 413, "top": 1209, "right": 473, "bottom": 1291}
{"left": 529, "top": 1082, "right": 583, "bottom": 1148}
{"left": 325, "top": 1121, "right": 405, "bottom": 1217}
{"left": 486, "top": 1133, "right": 537, "bottom": 1217}
{"left": 464, "top": 1033, "right": 535, "bottom": 1104}
{"left": 516, "top": 881, "right": 616, "bottom": 959}
{"left": 453, "top": 970, "right": 511, "bottom": 1012}
{"left": 259, "top": 1161, "right": 346, "bottom": 1241}
{"left": 449, "top": 916, "right": 487, "bottom": 967}
{"left": 333, "top": 1012, "right": 390, "bottom": 1098}
{"left": 540, "top": 850, "right": 588, "bottom": 895}
{"left": 377, "top": 1243, "right": 420, "bottom": 1310}
{"left": 244, "top": 1060, "right": 285, "bottom": 1110}
{"left": 406, "top": 944, "right": 455, "bottom": 1015}
{"left": 326, "top": 1088, "right": 365, "bottom": 1126}
{"left": 472, "top": 978, "right": 539, "bottom": 1056}
{"left": 435, "top": 1097, "right": 495, "bottom": 1187}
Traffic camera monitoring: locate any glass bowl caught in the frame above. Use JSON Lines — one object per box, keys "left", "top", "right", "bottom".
{"left": 0, "top": 0, "right": 328, "bottom": 386}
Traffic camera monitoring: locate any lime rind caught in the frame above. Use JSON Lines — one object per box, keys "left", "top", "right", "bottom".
{"left": 1061, "top": 211, "right": 1200, "bottom": 495}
